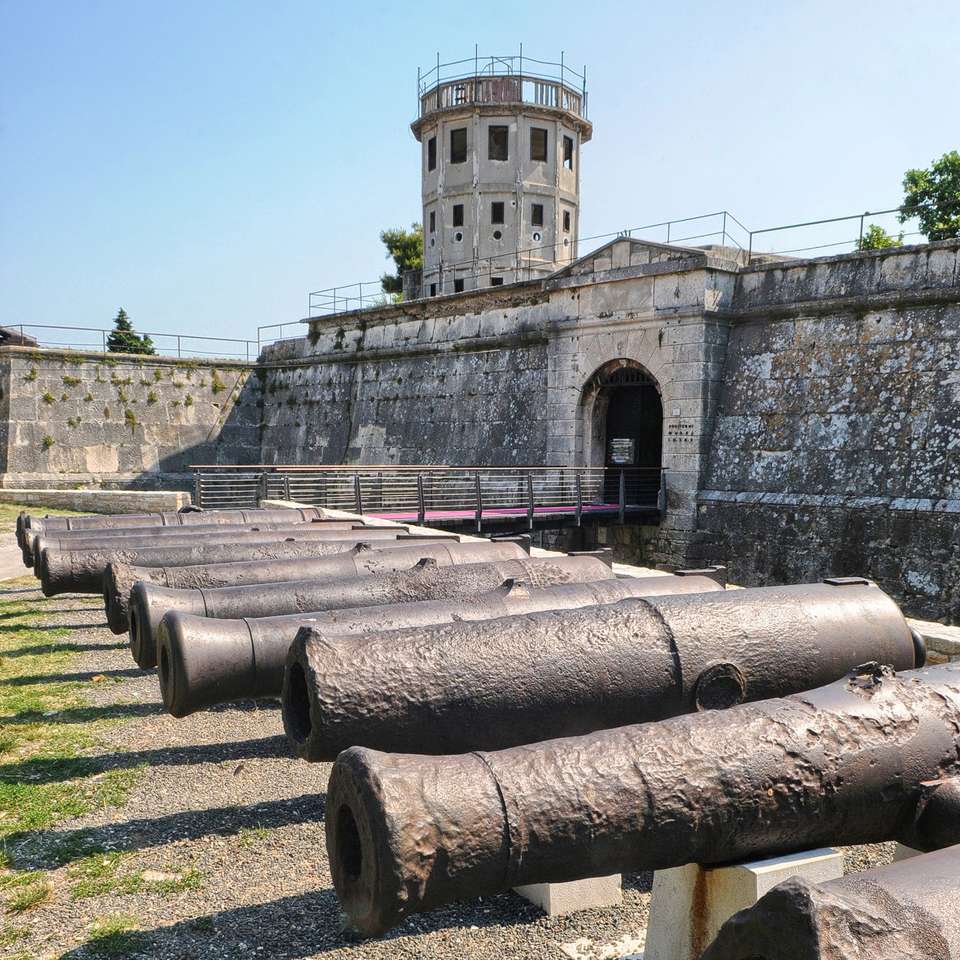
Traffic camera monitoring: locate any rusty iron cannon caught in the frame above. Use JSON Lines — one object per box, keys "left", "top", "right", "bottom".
{"left": 702, "top": 842, "right": 960, "bottom": 959}
{"left": 284, "top": 578, "right": 921, "bottom": 761}
{"left": 38, "top": 529, "right": 448, "bottom": 597}
{"left": 22, "top": 518, "right": 362, "bottom": 568}
{"left": 130, "top": 552, "right": 628, "bottom": 667}
{"left": 18, "top": 505, "right": 328, "bottom": 551}
{"left": 102, "top": 539, "right": 528, "bottom": 633}
{"left": 29, "top": 522, "right": 367, "bottom": 574}
{"left": 324, "top": 660, "right": 960, "bottom": 936}
{"left": 156, "top": 567, "right": 724, "bottom": 715}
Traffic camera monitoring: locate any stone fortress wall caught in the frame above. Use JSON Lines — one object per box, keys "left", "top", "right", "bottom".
{"left": 691, "top": 241, "right": 960, "bottom": 621}
{"left": 0, "top": 348, "right": 261, "bottom": 490}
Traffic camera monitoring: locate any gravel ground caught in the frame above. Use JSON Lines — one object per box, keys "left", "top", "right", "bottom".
{"left": 2, "top": 579, "right": 896, "bottom": 960}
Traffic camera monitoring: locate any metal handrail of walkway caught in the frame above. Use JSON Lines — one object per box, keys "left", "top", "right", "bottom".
{"left": 191, "top": 464, "right": 665, "bottom": 533}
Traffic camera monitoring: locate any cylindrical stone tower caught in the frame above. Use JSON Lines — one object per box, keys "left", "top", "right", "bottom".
{"left": 411, "top": 52, "right": 592, "bottom": 297}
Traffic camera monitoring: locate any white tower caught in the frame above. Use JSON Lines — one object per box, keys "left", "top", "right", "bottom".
{"left": 411, "top": 50, "right": 592, "bottom": 296}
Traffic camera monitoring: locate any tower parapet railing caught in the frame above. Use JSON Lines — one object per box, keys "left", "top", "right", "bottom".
{"left": 417, "top": 50, "right": 587, "bottom": 121}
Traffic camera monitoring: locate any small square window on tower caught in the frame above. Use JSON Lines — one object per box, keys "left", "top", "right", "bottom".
{"left": 427, "top": 137, "right": 436, "bottom": 171}
{"left": 452, "top": 204, "right": 464, "bottom": 227}
{"left": 450, "top": 127, "right": 467, "bottom": 164}
{"left": 563, "top": 209, "right": 571, "bottom": 232}
{"left": 429, "top": 211, "right": 435, "bottom": 233}
{"left": 488, "top": 125, "right": 508, "bottom": 161}
{"left": 454, "top": 278, "right": 465, "bottom": 293}
{"left": 530, "top": 127, "right": 548, "bottom": 162}
{"left": 531, "top": 203, "right": 544, "bottom": 227}
{"left": 490, "top": 276, "right": 504, "bottom": 286}
{"left": 563, "top": 135, "right": 574, "bottom": 170}
{"left": 491, "top": 201, "right": 505, "bottom": 224}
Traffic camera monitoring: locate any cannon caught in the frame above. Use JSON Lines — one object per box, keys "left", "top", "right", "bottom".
{"left": 38, "top": 529, "right": 446, "bottom": 597}
{"left": 19, "top": 505, "right": 328, "bottom": 546}
{"left": 130, "top": 552, "right": 627, "bottom": 666}
{"left": 22, "top": 518, "right": 362, "bottom": 567}
{"left": 325, "top": 660, "right": 960, "bottom": 936}
{"left": 284, "top": 578, "right": 921, "bottom": 761}
{"left": 157, "top": 567, "right": 725, "bottom": 714}
{"left": 102, "top": 539, "right": 528, "bottom": 633}
{"left": 702, "top": 843, "right": 960, "bottom": 959}
{"left": 32, "top": 523, "right": 386, "bottom": 579}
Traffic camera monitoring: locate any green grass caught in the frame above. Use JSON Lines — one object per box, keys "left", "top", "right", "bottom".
{"left": 67, "top": 850, "right": 202, "bottom": 901}
{"left": 0, "top": 551, "right": 144, "bottom": 875}
{"left": 83, "top": 915, "right": 147, "bottom": 957}
{"left": 0, "top": 923, "right": 28, "bottom": 945}
{"left": 237, "top": 826, "right": 268, "bottom": 848}
{"left": 4, "top": 876, "right": 51, "bottom": 913}
{"left": 68, "top": 853, "right": 138, "bottom": 900}
{"left": 0, "top": 504, "right": 148, "bottom": 949}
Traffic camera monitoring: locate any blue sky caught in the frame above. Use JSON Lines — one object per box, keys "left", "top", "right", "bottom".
{"left": 2, "top": 0, "right": 958, "bottom": 350}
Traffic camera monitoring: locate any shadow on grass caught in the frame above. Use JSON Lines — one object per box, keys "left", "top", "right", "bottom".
{"left": 0, "top": 733, "right": 291, "bottom": 785}
{"left": 0, "top": 666, "right": 145, "bottom": 686}
{"left": 0, "top": 605, "right": 98, "bottom": 617}
{"left": 0, "top": 700, "right": 166, "bottom": 727}
{"left": 0, "top": 640, "right": 128, "bottom": 658}
{"left": 12, "top": 792, "right": 328, "bottom": 868}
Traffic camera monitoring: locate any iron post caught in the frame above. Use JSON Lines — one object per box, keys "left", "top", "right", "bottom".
{"left": 475, "top": 471, "right": 483, "bottom": 534}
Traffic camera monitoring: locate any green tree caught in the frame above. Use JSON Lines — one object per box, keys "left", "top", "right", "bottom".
{"left": 857, "top": 224, "right": 903, "bottom": 251}
{"left": 899, "top": 150, "right": 960, "bottom": 241}
{"left": 106, "top": 308, "right": 155, "bottom": 355}
{"left": 380, "top": 224, "right": 423, "bottom": 299}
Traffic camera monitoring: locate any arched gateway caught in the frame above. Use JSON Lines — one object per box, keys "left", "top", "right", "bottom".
{"left": 580, "top": 359, "right": 664, "bottom": 506}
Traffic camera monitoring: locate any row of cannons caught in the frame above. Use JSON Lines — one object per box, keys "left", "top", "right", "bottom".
{"left": 16, "top": 505, "right": 960, "bottom": 958}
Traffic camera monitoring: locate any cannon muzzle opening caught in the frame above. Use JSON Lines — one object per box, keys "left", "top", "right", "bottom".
{"left": 283, "top": 660, "right": 313, "bottom": 747}
{"left": 129, "top": 582, "right": 206, "bottom": 669}
{"left": 155, "top": 612, "right": 259, "bottom": 718}
{"left": 325, "top": 746, "right": 505, "bottom": 937}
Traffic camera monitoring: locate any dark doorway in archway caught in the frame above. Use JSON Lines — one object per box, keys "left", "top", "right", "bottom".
{"left": 602, "top": 367, "right": 662, "bottom": 469}
{"left": 592, "top": 364, "right": 663, "bottom": 505}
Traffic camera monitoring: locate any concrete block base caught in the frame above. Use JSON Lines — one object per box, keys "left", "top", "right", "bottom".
{"left": 894, "top": 843, "right": 920, "bottom": 861}
{"left": 0, "top": 488, "right": 191, "bottom": 514}
{"left": 644, "top": 848, "right": 843, "bottom": 960}
{"left": 514, "top": 874, "right": 622, "bottom": 917}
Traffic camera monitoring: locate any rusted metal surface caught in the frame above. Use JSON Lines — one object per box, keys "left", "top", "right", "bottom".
{"left": 701, "top": 843, "right": 960, "bottom": 959}
{"left": 131, "top": 554, "right": 620, "bottom": 668}
{"left": 102, "top": 540, "right": 527, "bottom": 634}
{"left": 326, "top": 661, "right": 960, "bottom": 936}
{"left": 157, "top": 569, "right": 723, "bottom": 716}
{"left": 31, "top": 524, "right": 373, "bottom": 576}
{"left": 21, "top": 506, "right": 327, "bottom": 543}
{"left": 287, "top": 579, "right": 920, "bottom": 761}
{"left": 22, "top": 519, "right": 360, "bottom": 567}
{"left": 38, "top": 530, "right": 439, "bottom": 597}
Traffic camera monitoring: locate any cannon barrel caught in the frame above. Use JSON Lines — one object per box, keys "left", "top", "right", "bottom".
{"left": 23, "top": 519, "right": 361, "bottom": 567}
{"left": 701, "top": 843, "right": 960, "bottom": 959}
{"left": 102, "top": 539, "right": 528, "bottom": 633}
{"left": 286, "top": 578, "right": 921, "bottom": 761}
{"left": 22, "top": 506, "right": 326, "bottom": 541}
{"left": 32, "top": 524, "right": 379, "bottom": 577}
{"left": 39, "top": 529, "right": 436, "bottom": 597}
{"left": 132, "top": 553, "right": 622, "bottom": 668}
{"left": 158, "top": 568, "right": 723, "bottom": 716}
{"left": 326, "top": 661, "right": 957, "bottom": 935}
